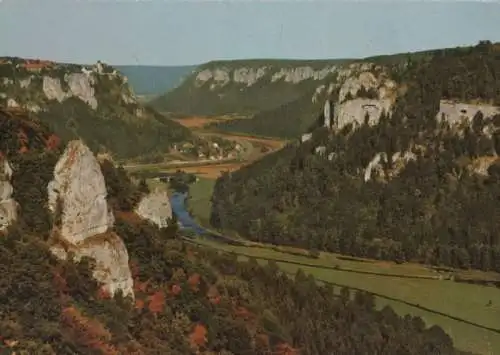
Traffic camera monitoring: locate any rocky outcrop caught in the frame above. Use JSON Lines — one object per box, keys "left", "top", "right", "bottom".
{"left": 48, "top": 140, "right": 133, "bottom": 298}
{"left": 469, "top": 156, "right": 499, "bottom": 176}
{"left": 336, "top": 98, "right": 393, "bottom": 128}
{"left": 42, "top": 76, "right": 67, "bottom": 103}
{"left": 437, "top": 100, "right": 500, "bottom": 125}
{"left": 66, "top": 73, "right": 98, "bottom": 109}
{"left": 6, "top": 98, "right": 19, "bottom": 108}
{"left": 301, "top": 132, "right": 312, "bottom": 143}
{"left": 0, "top": 158, "right": 17, "bottom": 231}
{"left": 48, "top": 140, "right": 114, "bottom": 242}
{"left": 193, "top": 64, "right": 339, "bottom": 90}
{"left": 43, "top": 74, "right": 98, "bottom": 109}
{"left": 333, "top": 70, "right": 398, "bottom": 130}
{"left": 364, "top": 151, "right": 417, "bottom": 182}
{"left": 271, "top": 66, "right": 337, "bottom": 83}
{"left": 323, "top": 100, "right": 332, "bottom": 128}
{"left": 233, "top": 67, "right": 267, "bottom": 86}
{"left": 135, "top": 189, "right": 173, "bottom": 228}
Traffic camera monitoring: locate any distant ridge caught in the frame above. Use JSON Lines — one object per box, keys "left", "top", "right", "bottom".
{"left": 115, "top": 65, "right": 197, "bottom": 96}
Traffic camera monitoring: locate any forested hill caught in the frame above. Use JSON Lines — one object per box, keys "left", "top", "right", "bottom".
{"left": 149, "top": 46, "right": 457, "bottom": 139}
{"left": 149, "top": 58, "right": 351, "bottom": 118}
{"left": 0, "top": 58, "right": 200, "bottom": 160}
{"left": 0, "top": 107, "right": 465, "bottom": 354}
{"left": 210, "top": 41, "right": 500, "bottom": 272}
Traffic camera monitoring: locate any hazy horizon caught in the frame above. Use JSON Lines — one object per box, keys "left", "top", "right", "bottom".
{"left": 1, "top": 1, "right": 500, "bottom": 66}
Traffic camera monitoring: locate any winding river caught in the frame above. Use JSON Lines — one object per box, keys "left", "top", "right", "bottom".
{"left": 169, "top": 192, "right": 243, "bottom": 245}
{"left": 169, "top": 192, "right": 206, "bottom": 234}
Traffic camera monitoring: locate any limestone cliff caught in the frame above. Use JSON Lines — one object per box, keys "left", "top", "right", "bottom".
{"left": 153, "top": 58, "right": 403, "bottom": 138}
{"left": 0, "top": 157, "right": 17, "bottom": 231}
{"left": 0, "top": 59, "right": 133, "bottom": 113}
{"left": 135, "top": 189, "right": 173, "bottom": 228}
{"left": 150, "top": 59, "right": 350, "bottom": 116}
{"left": 48, "top": 140, "right": 133, "bottom": 298}
{"left": 48, "top": 140, "right": 114, "bottom": 242}
{"left": 332, "top": 66, "right": 398, "bottom": 129}
{"left": 0, "top": 57, "right": 197, "bottom": 159}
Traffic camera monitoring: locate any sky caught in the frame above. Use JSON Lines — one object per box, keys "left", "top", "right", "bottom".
{"left": 1, "top": 0, "right": 500, "bottom": 66}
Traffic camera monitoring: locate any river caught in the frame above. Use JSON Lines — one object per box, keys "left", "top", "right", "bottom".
{"left": 169, "top": 192, "right": 206, "bottom": 234}
{"left": 169, "top": 191, "right": 243, "bottom": 245}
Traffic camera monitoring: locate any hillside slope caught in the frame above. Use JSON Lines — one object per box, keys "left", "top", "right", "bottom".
{"left": 0, "top": 58, "right": 202, "bottom": 160}
{"left": 150, "top": 49, "right": 444, "bottom": 138}
{"left": 210, "top": 41, "right": 500, "bottom": 270}
{"left": 149, "top": 58, "right": 351, "bottom": 117}
{"left": 115, "top": 65, "right": 196, "bottom": 96}
{"left": 0, "top": 108, "right": 466, "bottom": 355}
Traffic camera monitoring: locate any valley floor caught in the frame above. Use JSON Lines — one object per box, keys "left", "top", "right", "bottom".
{"left": 125, "top": 115, "right": 287, "bottom": 180}
{"left": 125, "top": 117, "right": 500, "bottom": 355}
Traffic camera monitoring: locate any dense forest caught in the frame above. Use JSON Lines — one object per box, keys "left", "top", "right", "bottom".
{"left": 36, "top": 91, "right": 194, "bottom": 160}
{"left": 0, "top": 107, "right": 467, "bottom": 354}
{"left": 210, "top": 41, "right": 500, "bottom": 272}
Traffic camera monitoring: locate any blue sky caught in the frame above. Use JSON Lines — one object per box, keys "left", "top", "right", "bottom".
{"left": 1, "top": 0, "right": 500, "bottom": 66}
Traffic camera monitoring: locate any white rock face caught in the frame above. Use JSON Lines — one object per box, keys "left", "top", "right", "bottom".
{"left": 271, "top": 66, "right": 336, "bottom": 83}
{"left": 364, "top": 151, "right": 417, "bottom": 182}
{"left": 6, "top": 98, "right": 19, "bottom": 108}
{"left": 0, "top": 158, "right": 17, "bottom": 231}
{"left": 323, "top": 100, "right": 332, "bottom": 128}
{"left": 315, "top": 146, "right": 326, "bottom": 156}
{"left": 48, "top": 140, "right": 133, "bottom": 298}
{"left": 437, "top": 100, "right": 500, "bottom": 125}
{"left": 469, "top": 156, "right": 498, "bottom": 176}
{"left": 195, "top": 68, "right": 231, "bottom": 89}
{"left": 43, "top": 76, "right": 67, "bottom": 102}
{"left": 43, "top": 75, "right": 98, "bottom": 109}
{"left": 233, "top": 67, "right": 268, "bottom": 86}
{"left": 66, "top": 73, "right": 98, "bottom": 109}
{"left": 336, "top": 98, "right": 393, "bottom": 129}
{"left": 48, "top": 140, "right": 114, "bottom": 243}
{"left": 301, "top": 133, "right": 312, "bottom": 143}
{"left": 339, "top": 72, "right": 374, "bottom": 103}
{"left": 324, "top": 68, "right": 398, "bottom": 130}
{"left": 312, "top": 84, "right": 326, "bottom": 103}
{"left": 25, "top": 103, "right": 41, "bottom": 113}
{"left": 195, "top": 65, "right": 338, "bottom": 90}
{"left": 50, "top": 232, "right": 134, "bottom": 299}
{"left": 135, "top": 189, "right": 173, "bottom": 228}
{"left": 19, "top": 77, "right": 31, "bottom": 89}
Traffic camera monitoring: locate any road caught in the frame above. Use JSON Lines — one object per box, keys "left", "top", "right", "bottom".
{"left": 123, "top": 116, "right": 287, "bottom": 177}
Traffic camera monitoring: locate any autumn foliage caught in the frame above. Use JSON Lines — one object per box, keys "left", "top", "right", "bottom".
{"left": 147, "top": 290, "right": 166, "bottom": 314}
{"left": 61, "top": 306, "right": 119, "bottom": 355}
{"left": 46, "top": 133, "right": 61, "bottom": 150}
{"left": 97, "top": 286, "right": 112, "bottom": 300}
{"left": 276, "top": 343, "right": 300, "bottom": 355}
{"left": 187, "top": 273, "right": 201, "bottom": 292}
{"left": 170, "top": 283, "right": 182, "bottom": 296}
{"left": 189, "top": 323, "right": 208, "bottom": 350}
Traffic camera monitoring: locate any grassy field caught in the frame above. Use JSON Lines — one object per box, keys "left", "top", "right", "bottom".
{"left": 186, "top": 177, "right": 500, "bottom": 355}
{"left": 185, "top": 177, "right": 216, "bottom": 227}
